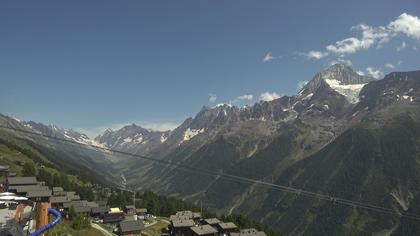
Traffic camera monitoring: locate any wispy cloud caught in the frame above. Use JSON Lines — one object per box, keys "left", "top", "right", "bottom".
{"left": 230, "top": 94, "right": 254, "bottom": 105}
{"left": 263, "top": 52, "right": 275, "bottom": 62}
{"left": 366, "top": 67, "right": 383, "bottom": 79}
{"left": 236, "top": 94, "right": 254, "bottom": 101}
{"left": 237, "top": 94, "right": 254, "bottom": 101}
{"left": 384, "top": 63, "right": 395, "bottom": 69}
{"left": 208, "top": 93, "right": 217, "bottom": 103}
{"left": 328, "top": 58, "right": 352, "bottom": 66}
{"left": 304, "top": 13, "right": 420, "bottom": 58}
{"left": 140, "top": 122, "right": 180, "bottom": 132}
{"left": 305, "top": 51, "right": 328, "bottom": 60}
{"left": 297, "top": 81, "right": 308, "bottom": 91}
{"left": 259, "top": 92, "right": 280, "bottom": 102}
{"left": 356, "top": 70, "right": 365, "bottom": 76}
{"left": 396, "top": 41, "right": 406, "bottom": 51}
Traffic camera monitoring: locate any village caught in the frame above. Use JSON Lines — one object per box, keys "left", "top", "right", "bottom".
{"left": 0, "top": 165, "right": 268, "bottom": 236}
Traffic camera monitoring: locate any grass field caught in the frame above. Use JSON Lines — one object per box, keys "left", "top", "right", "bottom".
{"left": 142, "top": 219, "right": 169, "bottom": 236}
{"left": 47, "top": 219, "right": 104, "bottom": 236}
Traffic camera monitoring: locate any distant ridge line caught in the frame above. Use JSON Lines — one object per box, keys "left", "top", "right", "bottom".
{"left": 1, "top": 124, "right": 420, "bottom": 221}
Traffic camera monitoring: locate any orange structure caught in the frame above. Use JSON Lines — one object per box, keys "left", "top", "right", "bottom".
{"left": 36, "top": 202, "right": 51, "bottom": 235}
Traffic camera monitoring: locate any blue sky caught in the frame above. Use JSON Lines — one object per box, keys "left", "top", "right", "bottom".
{"left": 1, "top": 0, "right": 419, "bottom": 137}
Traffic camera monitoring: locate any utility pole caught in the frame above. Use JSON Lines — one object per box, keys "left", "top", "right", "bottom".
{"left": 133, "top": 187, "right": 136, "bottom": 207}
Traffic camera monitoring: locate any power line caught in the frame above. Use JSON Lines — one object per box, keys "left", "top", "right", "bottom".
{"left": 1, "top": 124, "right": 420, "bottom": 221}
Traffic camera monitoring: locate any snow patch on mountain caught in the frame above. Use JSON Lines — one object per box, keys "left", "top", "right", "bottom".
{"left": 214, "top": 103, "right": 232, "bottom": 108}
{"left": 183, "top": 128, "right": 205, "bottom": 141}
{"left": 64, "top": 130, "right": 107, "bottom": 148}
{"left": 324, "top": 79, "right": 367, "bottom": 104}
{"left": 123, "top": 137, "right": 133, "bottom": 144}
{"left": 160, "top": 134, "right": 167, "bottom": 143}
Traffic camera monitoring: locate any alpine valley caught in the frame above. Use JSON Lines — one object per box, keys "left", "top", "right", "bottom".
{"left": 1, "top": 64, "right": 420, "bottom": 235}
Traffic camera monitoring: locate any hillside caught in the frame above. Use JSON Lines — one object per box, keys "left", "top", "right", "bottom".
{"left": 104, "top": 66, "right": 420, "bottom": 235}
{"left": 1, "top": 65, "right": 419, "bottom": 235}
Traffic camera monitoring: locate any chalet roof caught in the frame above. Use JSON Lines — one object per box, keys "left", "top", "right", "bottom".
{"left": 176, "top": 211, "right": 193, "bottom": 218}
{"left": 138, "top": 208, "right": 147, "bottom": 213}
{"left": 63, "top": 200, "right": 86, "bottom": 208}
{"left": 103, "top": 213, "right": 124, "bottom": 223}
{"left": 217, "top": 222, "right": 238, "bottom": 230}
{"left": 230, "top": 229, "right": 267, "bottom": 236}
{"left": 110, "top": 208, "right": 123, "bottom": 214}
{"left": 190, "top": 225, "right": 218, "bottom": 235}
{"left": 74, "top": 206, "right": 91, "bottom": 213}
{"left": 170, "top": 215, "right": 190, "bottom": 221}
{"left": 12, "top": 185, "right": 50, "bottom": 193}
{"left": 50, "top": 196, "right": 70, "bottom": 204}
{"left": 65, "top": 193, "right": 80, "bottom": 200}
{"left": 204, "top": 218, "right": 221, "bottom": 225}
{"left": 0, "top": 165, "right": 9, "bottom": 171}
{"left": 92, "top": 206, "right": 109, "bottom": 214}
{"left": 71, "top": 195, "right": 80, "bottom": 200}
{"left": 87, "top": 202, "right": 99, "bottom": 208}
{"left": 52, "top": 187, "right": 64, "bottom": 192}
{"left": 172, "top": 219, "right": 195, "bottom": 228}
{"left": 8, "top": 177, "right": 37, "bottom": 185}
{"left": 26, "top": 190, "right": 52, "bottom": 198}
{"left": 192, "top": 212, "right": 202, "bottom": 219}
{"left": 53, "top": 191, "right": 66, "bottom": 196}
{"left": 120, "top": 220, "right": 145, "bottom": 232}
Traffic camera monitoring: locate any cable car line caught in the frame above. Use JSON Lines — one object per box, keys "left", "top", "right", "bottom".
{"left": 1, "top": 124, "right": 420, "bottom": 221}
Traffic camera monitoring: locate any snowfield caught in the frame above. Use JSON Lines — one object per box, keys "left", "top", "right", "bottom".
{"left": 324, "top": 79, "right": 366, "bottom": 104}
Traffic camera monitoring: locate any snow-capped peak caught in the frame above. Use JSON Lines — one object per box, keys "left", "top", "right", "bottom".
{"left": 214, "top": 103, "right": 233, "bottom": 108}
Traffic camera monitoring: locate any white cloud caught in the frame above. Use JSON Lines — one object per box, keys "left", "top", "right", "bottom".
{"left": 208, "top": 94, "right": 217, "bottom": 103}
{"left": 231, "top": 94, "right": 254, "bottom": 105}
{"left": 263, "top": 52, "right": 275, "bottom": 62}
{"left": 328, "top": 58, "right": 352, "bottom": 66}
{"left": 326, "top": 37, "right": 368, "bottom": 54}
{"left": 388, "top": 13, "right": 420, "bottom": 39}
{"left": 326, "top": 24, "right": 390, "bottom": 55}
{"left": 397, "top": 60, "right": 403, "bottom": 65}
{"left": 396, "top": 41, "right": 406, "bottom": 51}
{"left": 384, "top": 63, "right": 395, "bottom": 69}
{"left": 297, "top": 81, "right": 308, "bottom": 91}
{"left": 259, "top": 92, "right": 280, "bottom": 102}
{"left": 356, "top": 70, "right": 365, "bottom": 76}
{"left": 305, "top": 50, "right": 328, "bottom": 59}
{"left": 305, "top": 13, "right": 420, "bottom": 57}
{"left": 366, "top": 67, "right": 383, "bottom": 79}
{"left": 140, "top": 122, "right": 180, "bottom": 132}
{"left": 237, "top": 94, "right": 254, "bottom": 100}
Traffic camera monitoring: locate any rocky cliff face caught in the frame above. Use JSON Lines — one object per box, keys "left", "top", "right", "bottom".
{"left": 4, "top": 64, "right": 418, "bottom": 235}
{"left": 109, "top": 65, "right": 420, "bottom": 235}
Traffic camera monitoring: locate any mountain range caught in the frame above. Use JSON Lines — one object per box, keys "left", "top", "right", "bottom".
{"left": 1, "top": 64, "right": 419, "bottom": 235}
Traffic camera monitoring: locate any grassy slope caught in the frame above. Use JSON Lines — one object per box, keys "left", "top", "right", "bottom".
{"left": 255, "top": 109, "right": 420, "bottom": 235}
{"left": 48, "top": 219, "right": 104, "bottom": 236}
{"left": 0, "top": 129, "right": 103, "bottom": 234}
